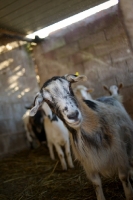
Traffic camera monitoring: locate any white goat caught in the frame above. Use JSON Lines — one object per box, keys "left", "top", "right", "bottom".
{"left": 30, "top": 74, "right": 133, "bottom": 200}
{"left": 96, "top": 84, "right": 123, "bottom": 106}
{"left": 74, "top": 85, "right": 122, "bottom": 106}
{"left": 41, "top": 102, "right": 74, "bottom": 170}
{"left": 74, "top": 85, "right": 94, "bottom": 100}
{"left": 103, "top": 83, "right": 123, "bottom": 95}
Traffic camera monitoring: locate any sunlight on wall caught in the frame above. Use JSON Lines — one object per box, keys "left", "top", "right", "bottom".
{"left": 8, "top": 82, "right": 18, "bottom": 90}
{"left": 8, "top": 75, "right": 19, "bottom": 84}
{"left": 27, "top": 0, "right": 118, "bottom": 39}
{"left": 6, "top": 77, "right": 31, "bottom": 98}
{"left": 0, "top": 59, "right": 13, "bottom": 71}
{"left": 6, "top": 65, "right": 29, "bottom": 97}
{"left": 0, "top": 45, "right": 7, "bottom": 53}
{"left": 17, "top": 87, "right": 31, "bottom": 99}
{"left": 0, "top": 41, "right": 36, "bottom": 103}
{"left": 0, "top": 41, "right": 26, "bottom": 53}
{"left": 6, "top": 44, "right": 13, "bottom": 50}
{"left": 16, "top": 69, "right": 25, "bottom": 77}
{"left": 13, "top": 65, "right": 22, "bottom": 72}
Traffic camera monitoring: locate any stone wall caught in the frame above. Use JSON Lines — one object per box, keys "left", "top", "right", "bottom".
{"left": 33, "top": 4, "right": 133, "bottom": 117}
{"left": 119, "top": 0, "right": 133, "bottom": 52}
{"left": 0, "top": 42, "right": 39, "bottom": 156}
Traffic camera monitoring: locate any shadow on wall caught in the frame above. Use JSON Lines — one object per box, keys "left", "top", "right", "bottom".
{"left": 0, "top": 41, "right": 39, "bottom": 156}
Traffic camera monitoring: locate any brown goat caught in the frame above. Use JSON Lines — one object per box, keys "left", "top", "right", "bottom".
{"left": 30, "top": 75, "right": 133, "bottom": 200}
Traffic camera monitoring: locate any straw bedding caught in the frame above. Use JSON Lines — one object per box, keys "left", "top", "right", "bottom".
{"left": 0, "top": 145, "right": 126, "bottom": 200}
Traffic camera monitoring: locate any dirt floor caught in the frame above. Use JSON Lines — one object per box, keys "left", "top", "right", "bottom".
{"left": 0, "top": 145, "right": 127, "bottom": 200}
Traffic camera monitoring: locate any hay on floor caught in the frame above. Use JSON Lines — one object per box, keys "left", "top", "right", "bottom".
{"left": 0, "top": 145, "right": 125, "bottom": 200}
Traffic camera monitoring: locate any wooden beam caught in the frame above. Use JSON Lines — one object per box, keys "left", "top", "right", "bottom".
{"left": 0, "top": 28, "right": 25, "bottom": 37}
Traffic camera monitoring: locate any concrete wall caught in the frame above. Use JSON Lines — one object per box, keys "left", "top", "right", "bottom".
{"left": 0, "top": 42, "right": 39, "bottom": 156}
{"left": 33, "top": 4, "right": 133, "bottom": 117}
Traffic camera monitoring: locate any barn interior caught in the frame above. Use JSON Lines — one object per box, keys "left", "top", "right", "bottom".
{"left": 0, "top": 0, "right": 133, "bottom": 199}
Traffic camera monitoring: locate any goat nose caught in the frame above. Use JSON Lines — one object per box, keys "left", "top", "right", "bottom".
{"left": 67, "top": 110, "right": 79, "bottom": 120}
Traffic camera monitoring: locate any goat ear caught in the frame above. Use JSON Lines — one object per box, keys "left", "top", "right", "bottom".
{"left": 65, "top": 74, "right": 87, "bottom": 83}
{"left": 30, "top": 93, "right": 43, "bottom": 116}
{"left": 103, "top": 85, "right": 112, "bottom": 95}
{"left": 87, "top": 88, "right": 94, "bottom": 93}
{"left": 103, "top": 85, "right": 109, "bottom": 92}
{"left": 118, "top": 83, "right": 123, "bottom": 89}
